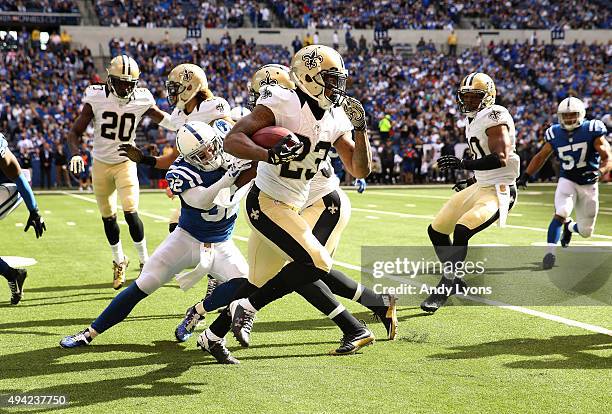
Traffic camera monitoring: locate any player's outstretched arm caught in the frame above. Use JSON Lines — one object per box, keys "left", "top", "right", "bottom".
{"left": 592, "top": 136, "right": 612, "bottom": 179}
{"left": 66, "top": 103, "right": 94, "bottom": 174}
{"left": 144, "top": 106, "right": 178, "bottom": 131}
{"left": 118, "top": 144, "right": 179, "bottom": 169}
{"left": 337, "top": 96, "right": 371, "bottom": 178}
{"left": 517, "top": 142, "right": 554, "bottom": 187}
{"left": 223, "top": 105, "right": 275, "bottom": 162}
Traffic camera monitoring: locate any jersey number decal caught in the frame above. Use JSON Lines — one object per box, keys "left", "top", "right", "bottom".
{"left": 101, "top": 112, "right": 136, "bottom": 142}
{"left": 468, "top": 137, "right": 486, "bottom": 159}
{"left": 279, "top": 139, "right": 332, "bottom": 180}
{"left": 201, "top": 204, "right": 239, "bottom": 222}
{"left": 558, "top": 142, "right": 588, "bottom": 170}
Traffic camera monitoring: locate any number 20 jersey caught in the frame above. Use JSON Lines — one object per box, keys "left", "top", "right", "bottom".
{"left": 255, "top": 85, "right": 353, "bottom": 208}
{"left": 464, "top": 104, "right": 520, "bottom": 186}
{"left": 82, "top": 85, "right": 155, "bottom": 164}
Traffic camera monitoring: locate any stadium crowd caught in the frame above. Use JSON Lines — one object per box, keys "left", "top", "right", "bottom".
{"left": 1, "top": 31, "right": 609, "bottom": 188}
{"left": 0, "top": 0, "right": 79, "bottom": 13}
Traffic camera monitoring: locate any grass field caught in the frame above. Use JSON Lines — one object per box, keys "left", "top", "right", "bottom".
{"left": 0, "top": 185, "right": 610, "bottom": 413}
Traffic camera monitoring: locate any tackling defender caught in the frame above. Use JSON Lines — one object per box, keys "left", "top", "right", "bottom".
{"left": 0, "top": 133, "right": 46, "bottom": 304}
{"left": 60, "top": 121, "right": 252, "bottom": 349}
{"left": 518, "top": 97, "right": 610, "bottom": 269}
{"left": 67, "top": 55, "right": 177, "bottom": 289}
{"left": 421, "top": 72, "right": 520, "bottom": 313}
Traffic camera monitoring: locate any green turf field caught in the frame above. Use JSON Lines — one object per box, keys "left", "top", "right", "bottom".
{"left": 0, "top": 185, "right": 610, "bottom": 413}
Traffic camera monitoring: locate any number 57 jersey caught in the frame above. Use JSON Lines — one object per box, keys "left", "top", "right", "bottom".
{"left": 83, "top": 85, "right": 155, "bottom": 164}
{"left": 465, "top": 105, "right": 520, "bottom": 186}
{"left": 255, "top": 85, "right": 353, "bottom": 208}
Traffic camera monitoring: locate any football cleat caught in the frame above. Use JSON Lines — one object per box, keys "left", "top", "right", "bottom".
{"left": 60, "top": 328, "right": 93, "bottom": 348}
{"left": 420, "top": 277, "right": 468, "bottom": 314}
{"left": 112, "top": 257, "right": 129, "bottom": 290}
{"left": 7, "top": 268, "right": 27, "bottom": 305}
{"left": 229, "top": 299, "right": 255, "bottom": 347}
{"left": 175, "top": 305, "right": 205, "bottom": 342}
{"left": 197, "top": 331, "right": 240, "bottom": 364}
{"left": 542, "top": 253, "right": 556, "bottom": 270}
{"left": 330, "top": 323, "right": 375, "bottom": 355}
{"left": 204, "top": 275, "right": 221, "bottom": 301}
{"left": 373, "top": 294, "right": 398, "bottom": 340}
{"left": 561, "top": 219, "right": 573, "bottom": 247}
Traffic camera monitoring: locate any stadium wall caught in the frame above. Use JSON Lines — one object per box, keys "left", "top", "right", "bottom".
{"left": 63, "top": 26, "right": 611, "bottom": 56}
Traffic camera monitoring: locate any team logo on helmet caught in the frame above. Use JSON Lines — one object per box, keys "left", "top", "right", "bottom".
{"left": 260, "top": 72, "right": 277, "bottom": 87}
{"left": 181, "top": 69, "right": 194, "bottom": 82}
{"left": 302, "top": 50, "right": 324, "bottom": 70}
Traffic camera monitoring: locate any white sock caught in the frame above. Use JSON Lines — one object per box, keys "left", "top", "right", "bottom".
{"left": 547, "top": 243, "right": 557, "bottom": 255}
{"left": 205, "top": 328, "right": 221, "bottom": 341}
{"left": 133, "top": 239, "right": 149, "bottom": 264}
{"left": 242, "top": 298, "right": 257, "bottom": 313}
{"left": 110, "top": 241, "right": 125, "bottom": 264}
{"left": 569, "top": 222, "right": 578, "bottom": 233}
{"left": 195, "top": 302, "right": 206, "bottom": 315}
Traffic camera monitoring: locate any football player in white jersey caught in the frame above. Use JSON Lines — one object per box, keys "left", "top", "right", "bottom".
{"left": 420, "top": 72, "right": 520, "bottom": 313}
{"left": 67, "top": 55, "right": 177, "bottom": 289}
{"left": 219, "top": 45, "right": 375, "bottom": 356}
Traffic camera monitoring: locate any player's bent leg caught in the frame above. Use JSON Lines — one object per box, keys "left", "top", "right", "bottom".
{"left": 124, "top": 211, "right": 148, "bottom": 269}
{"left": 102, "top": 214, "right": 128, "bottom": 289}
{"left": 0, "top": 257, "right": 27, "bottom": 305}
{"left": 572, "top": 183, "right": 599, "bottom": 239}
{"left": 117, "top": 161, "right": 147, "bottom": 267}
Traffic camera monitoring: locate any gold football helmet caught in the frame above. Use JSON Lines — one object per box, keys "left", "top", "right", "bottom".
{"left": 107, "top": 55, "right": 140, "bottom": 100}
{"left": 456, "top": 72, "right": 496, "bottom": 117}
{"left": 247, "top": 64, "right": 295, "bottom": 109}
{"left": 290, "top": 45, "right": 348, "bottom": 110}
{"left": 166, "top": 64, "right": 209, "bottom": 109}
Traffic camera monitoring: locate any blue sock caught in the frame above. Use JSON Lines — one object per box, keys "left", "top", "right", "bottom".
{"left": 91, "top": 282, "right": 148, "bottom": 334}
{"left": 547, "top": 217, "right": 564, "bottom": 244}
{"left": 0, "top": 257, "right": 13, "bottom": 279}
{"left": 203, "top": 278, "right": 247, "bottom": 312}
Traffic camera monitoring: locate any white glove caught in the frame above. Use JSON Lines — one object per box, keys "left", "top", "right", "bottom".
{"left": 342, "top": 96, "right": 367, "bottom": 131}
{"left": 69, "top": 155, "right": 85, "bottom": 174}
{"left": 226, "top": 158, "right": 252, "bottom": 181}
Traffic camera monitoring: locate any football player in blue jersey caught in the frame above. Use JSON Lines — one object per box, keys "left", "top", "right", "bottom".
{"left": 59, "top": 121, "right": 252, "bottom": 349}
{"left": 0, "top": 133, "right": 46, "bottom": 304}
{"left": 518, "top": 97, "right": 611, "bottom": 269}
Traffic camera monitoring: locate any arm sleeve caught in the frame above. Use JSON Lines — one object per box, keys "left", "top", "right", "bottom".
{"left": 590, "top": 119, "right": 607, "bottom": 138}
{"left": 14, "top": 172, "right": 37, "bottom": 212}
{"left": 179, "top": 174, "right": 233, "bottom": 210}
{"left": 332, "top": 108, "right": 355, "bottom": 143}
{"left": 544, "top": 126, "right": 555, "bottom": 143}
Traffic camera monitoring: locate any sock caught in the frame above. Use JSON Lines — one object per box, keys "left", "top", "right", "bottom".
{"left": 0, "top": 258, "right": 16, "bottom": 281}
{"left": 124, "top": 211, "right": 145, "bottom": 242}
{"left": 446, "top": 224, "right": 473, "bottom": 281}
{"left": 110, "top": 241, "right": 125, "bottom": 264}
{"left": 249, "top": 262, "right": 327, "bottom": 311}
{"left": 133, "top": 239, "right": 149, "bottom": 264}
{"left": 90, "top": 282, "right": 148, "bottom": 334}
{"left": 203, "top": 278, "right": 248, "bottom": 312}
{"left": 569, "top": 222, "right": 579, "bottom": 234}
{"left": 322, "top": 269, "right": 387, "bottom": 310}
{"left": 204, "top": 327, "right": 222, "bottom": 341}
{"left": 208, "top": 281, "right": 258, "bottom": 338}
{"left": 195, "top": 302, "right": 206, "bottom": 315}
{"left": 428, "top": 224, "right": 453, "bottom": 262}
{"left": 102, "top": 215, "right": 120, "bottom": 245}
{"left": 547, "top": 217, "right": 564, "bottom": 245}
{"left": 331, "top": 310, "right": 364, "bottom": 335}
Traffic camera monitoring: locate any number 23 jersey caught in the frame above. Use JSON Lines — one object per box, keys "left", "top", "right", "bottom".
{"left": 465, "top": 105, "right": 520, "bottom": 185}
{"left": 255, "top": 85, "right": 353, "bottom": 208}
{"left": 83, "top": 85, "right": 155, "bottom": 164}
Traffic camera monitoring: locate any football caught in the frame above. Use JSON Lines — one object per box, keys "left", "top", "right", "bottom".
{"left": 251, "top": 126, "right": 294, "bottom": 149}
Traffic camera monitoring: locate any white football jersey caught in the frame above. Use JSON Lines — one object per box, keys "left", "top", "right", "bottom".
{"left": 170, "top": 96, "right": 230, "bottom": 129}
{"left": 83, "top": 85, "right": 155, "bottom": 164}
{"left": 255, "top": 85, "right": 353, "bottom": 208}
{"left": 305, "top": 158, "right": 339, "bottom": 207}
{"left": 465, "top": 105, "right": 520, "bottom": 185}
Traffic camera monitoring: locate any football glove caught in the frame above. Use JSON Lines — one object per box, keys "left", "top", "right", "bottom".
{"left": 516, "top": 173, "right": 529, "bottom": 189}
{"left": 24, "top": 209, "right": 46, "bottom": 239}
{"left": 267, "top": 134, "right": 304, "bottom": 165}
{"left": 69, "top": 155, "right": 84, "bottom": 174}
{"left": 582, "top": 170, "right": 602, "bottom": 182}
{"left": 342, "top": 96, "right": 367, "bottom": 131}
{"left": 227, "top": 159, "right": 252, "bottom": 180}
{"left": 354, "top": 178, "right": 367, "bottom": 194}
{"left": 437, "top": 155, "right": 463, "bottom": 172}
{"left": 118, "top": 144, "right": 144, "bottom": 163}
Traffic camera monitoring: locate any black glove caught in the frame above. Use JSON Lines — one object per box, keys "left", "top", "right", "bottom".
{"left": 437, "top": 155, "right": 463, "bottom": 172}
{"left": 516, "top": 172, "right": 529, "bottom": 189}
{"left": 267, "top": 134, "right": 304, "bottom": 165}
{"left": 24, "top": 209, "right": 46, "bottom": 239}
{"left": 582, "top": 170, "right": 602, "bottom": 182}
{"left": 452, "top": 176, "right": 476, "bottom": 192}
{"left": 118, "top": 144, "right": 144, "bottom": 162}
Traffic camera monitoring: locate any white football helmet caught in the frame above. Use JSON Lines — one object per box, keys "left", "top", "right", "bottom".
{"left": 557, "top": 97, "right": 586, "bottom": 131}
{"left": 229, "top": 106, "right": 251, "bottom": 121}
{"left": 0, "top": 183, "right": 23, "bottom": 220}
{"left": 176, "top": 121, "right": 224, "bottom": 171}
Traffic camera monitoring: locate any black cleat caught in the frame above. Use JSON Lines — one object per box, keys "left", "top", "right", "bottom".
{"left": 330, "top": 323, "right": 375, "bottom": 355}
{"left": 543, "top": 253, "right": 556, "bottom": 270}
{"left": 372, "top": 294, "right": 398, "bottom": 340}
{"left": 561, "top": 220, "right": 573, "bottom": 247}
{"left": 420, "top": 277, "right": 467, "bottom": 314}
{"left": 8, "top": 269, "right": 27, "bottom": 305}
{"left": 229, "top": 299, "right": 255, "bottom": 347}
{"left": 197, "top": 331, "right": 239, "bottom": 364}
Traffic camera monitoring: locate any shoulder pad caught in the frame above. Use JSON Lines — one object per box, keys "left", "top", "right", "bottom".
{"left": 211, "top": 118, "right": 233, "bottom": 137}
{"left": 256, "top": 84, "right": 296, "bottom": 106}
{"left": 82, "top": 84, "right": 108, "bottom": 104}
{"left": 588, "top": 119, "right": 607, "bottom": 136}
{"left": 166, "top": 162, "right": 204, "bottom": 194}
{"left": 133, "top": 88, "right": 155, "bottom": 105}
{"left": 544, "top": 126, "right": 556, "bottom": 142}
{"left": 211, "top": 97, "right": 230, "bottom": 114}
{"left": 0, "top": 135, "right": 8, "bottom": 158}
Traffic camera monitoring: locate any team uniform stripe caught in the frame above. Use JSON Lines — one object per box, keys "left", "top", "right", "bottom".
{"left": 126, "top": 56, "right": 131, "bottom": 77}
{"left": 589, "top": 120, "right": 594, "bottom": 131}
{"left": 120, "top": 55, "right": 126, "bottom": 76}
{"left": 184, "top": 123, "right": 206, "bottom": 144}
{"left": 469, "top": 186, "right": 517, "bottom": 234}
{"left": 167, "top": 170, "right": 196, "bottom": 187}
{"left": 311, "top": 190, "right": 342, "bottom": 245}
{"left": 172, "top": 166, "right": 203, "bottom": 184}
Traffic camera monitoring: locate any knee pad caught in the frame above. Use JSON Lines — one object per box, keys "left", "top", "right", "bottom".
{"left": 124, "top": 211, "right": 144, "bottom": 242}
{"left": 102, "top": 215, "right": 120, "bottom": 245}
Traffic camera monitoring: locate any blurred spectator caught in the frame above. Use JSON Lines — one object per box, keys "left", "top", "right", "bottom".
{"left": 447, "top": 30, "right": 457, "bottom": 56}
{"left": 54, "top": 143, "right": 72, "bottom": 188}
{"left": 292, "top": 36, "right": 302, "bottom": 53}
{"left": 378, "top": 115, "right": 391, "bottom": 141}
{"left": 39, "top": 142, "right": 53, "bottom": 189}
{"left": 0, "top": 0, "right": 79, "bottom": 13}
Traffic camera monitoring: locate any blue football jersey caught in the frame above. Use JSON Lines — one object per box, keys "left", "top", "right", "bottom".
{"left": 544, "top": 119, "right": 607, "bottom": 185}
{"left": 165, "top": 157, "right": 238, "bottom": 243}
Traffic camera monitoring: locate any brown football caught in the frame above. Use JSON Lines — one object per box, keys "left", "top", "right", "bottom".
{"left": 251, "top": 126, "right": 292, "bottom": 149}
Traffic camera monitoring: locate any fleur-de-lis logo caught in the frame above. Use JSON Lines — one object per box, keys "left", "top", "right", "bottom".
{"left": 216, "top": 103, "right": 225, "bottom": 112}
{"left": 259, "top": 71, "right": 278, "bottom": 87}
{"left": 260, "top": 87, "right": 272, "bottom": 100}
{"left": 302, "top": 49, "right": 323, "bottom": 70}
{"left": 181, "top": 69, "right": 194, "bottom": 82}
